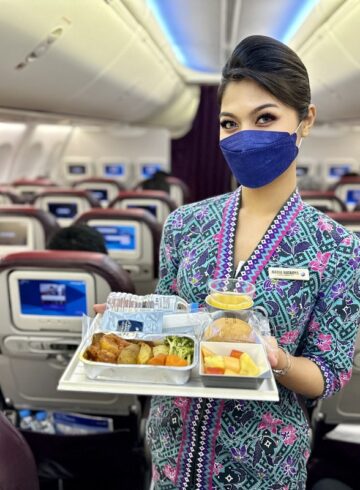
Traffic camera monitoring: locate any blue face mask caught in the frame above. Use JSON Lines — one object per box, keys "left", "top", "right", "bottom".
{"left": 219, "top": 125, "right": 302, "bottom": 188}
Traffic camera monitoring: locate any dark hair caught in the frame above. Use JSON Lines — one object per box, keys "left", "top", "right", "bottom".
{"left": 142, "top": 170, "right": 171, "bottom": 193}
{"left": 218, "top": 35, "right": 311, "bottom": 121}
{"left": 47, "top": 224, "right": 108, "bottom": 254}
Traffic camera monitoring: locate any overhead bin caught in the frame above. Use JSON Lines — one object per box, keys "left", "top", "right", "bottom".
{"left": 298, "top": 0, "right": 360, "bottom": 122}
{"left": 0, "top": 0, "right": 200, "bottom": 133}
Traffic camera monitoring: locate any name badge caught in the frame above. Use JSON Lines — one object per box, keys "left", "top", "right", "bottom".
{"left": 268, "top": 267, "right": 309, "bottom": 281}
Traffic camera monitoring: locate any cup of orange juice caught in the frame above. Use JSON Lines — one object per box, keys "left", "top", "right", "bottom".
{"left": 206, "top": 278, "right": 255, "bottom": 312}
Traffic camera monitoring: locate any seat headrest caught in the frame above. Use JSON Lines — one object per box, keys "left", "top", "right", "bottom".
{"left": 0, "top": 189, "right": 23, "bottom": 204}
{"left": 74, "top": 208, "right": 162, "bottom": 273}
{"left": 32, "top": 188, "right": 100, "bottom": 207}
{"left": 328, "top": 211, "right": 360, "bottom": 222}
{"left": 335, "top": 176, "right": 360, "bottom": 187}
{"left": 72, "top": 178, "right": 125, "bottom": 190}
{"left": 300, "top": 191, "right": 346, "bottom": 211}
{"left": 12, "top": 178, "right": 56, "bottom": 187}
{"left": 0, "top": 206, "right": 60, "bottom": 239}
{"left": 0, "top": 250, "right": 135, "bottom": 293}
{"left": 109, "top": 190, "right": 177, "bottom": 211}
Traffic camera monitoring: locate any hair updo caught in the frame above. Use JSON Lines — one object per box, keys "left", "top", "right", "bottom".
{"left": 218, "top": 35, "right": 311, "bottom": 121}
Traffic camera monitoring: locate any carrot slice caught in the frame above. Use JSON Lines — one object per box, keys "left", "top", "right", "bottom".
{"left": 147, "top": 354, "right": 166, "bottom": 365}
{"left": 165, "top": 354, "right": 188, "bottom": 367}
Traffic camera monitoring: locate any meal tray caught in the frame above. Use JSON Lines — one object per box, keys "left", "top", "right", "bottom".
{"left": 59, "top": 343, "right": 279, "bottom": 401}
{"left": 80, "top": 333, "right": 197, "bottom": 385}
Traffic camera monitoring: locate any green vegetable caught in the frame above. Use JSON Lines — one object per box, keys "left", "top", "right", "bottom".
{"left": 164, "top": 336, "right": 194, "bottom": 364}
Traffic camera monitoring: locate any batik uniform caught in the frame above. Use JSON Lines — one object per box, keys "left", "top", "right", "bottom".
{"left": 146, "top": 188, "right": 360, "bottom": 490}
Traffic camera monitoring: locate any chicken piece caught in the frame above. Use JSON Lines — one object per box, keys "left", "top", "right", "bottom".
{"left": 118, "top": 343, "right": 140, "bottom": 364}
{"left": 84, "top": 344, "right": 100, "bottom": 361}
{"left": 91, "top": 333, "right": 104, "bottom": 348}
{"left": 97, "top": 350, "right": 118, "bottom": 364}
{"left": 99, "top": 334, "right": 121, "bottom": 355}
{"left": 137, "top": 342, "right": 153, "bottom": 364}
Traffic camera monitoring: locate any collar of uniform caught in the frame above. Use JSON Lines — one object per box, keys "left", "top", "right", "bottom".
{"left": 214, "top": 187, "right": 303, "bottom": 285}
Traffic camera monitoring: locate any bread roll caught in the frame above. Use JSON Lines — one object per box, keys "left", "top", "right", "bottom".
{"left": 203, "top": 316, "right": 252, "bottom": 342}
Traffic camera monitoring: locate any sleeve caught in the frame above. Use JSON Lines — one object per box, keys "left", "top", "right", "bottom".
{"left": 299, "top": 237, "right": 360, "bottom": 399}
{"left": 154, "top": 209, "right": 182, "bottom": 295}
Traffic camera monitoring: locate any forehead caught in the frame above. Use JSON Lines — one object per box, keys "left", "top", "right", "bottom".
{"left": 220, "top": 79, "right": 282, "bottom": 111}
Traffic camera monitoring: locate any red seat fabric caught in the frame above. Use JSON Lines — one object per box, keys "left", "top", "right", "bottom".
{"left": 0, "top": 412, "right": 40, "bottom": 490}
{"left": 0, "top": 250, "right": 135, "bottom": 293}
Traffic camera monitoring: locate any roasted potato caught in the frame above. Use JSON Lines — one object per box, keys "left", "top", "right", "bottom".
{"left": 118, "top": 343, "right": 140, "bottom": 364}
{"left": 137, "top": 342, "right": 153, "bottom": 364}
{"left": 153, "top": 344, "right": 169, "bottom": 357}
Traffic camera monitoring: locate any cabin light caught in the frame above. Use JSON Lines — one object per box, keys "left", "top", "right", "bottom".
{"left": 281, "top": 0, "right": 319, "bottom": 44}
{"left": 147, "top": 0, "right": 188, "bottom": 66}
{"left": 0, "top": 122, "right": 27, "bottom": 132}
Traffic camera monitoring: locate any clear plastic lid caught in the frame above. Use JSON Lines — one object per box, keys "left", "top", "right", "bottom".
{"left": 105, "top": 292, "right": 189, "bottom": 312}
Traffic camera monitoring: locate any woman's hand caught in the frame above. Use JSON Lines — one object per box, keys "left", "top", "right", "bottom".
{"left": 263, "top": 335, "right": 280, "bottom": 368}
{"left": 94, "top": 303, "right": 106, "bottom": 314}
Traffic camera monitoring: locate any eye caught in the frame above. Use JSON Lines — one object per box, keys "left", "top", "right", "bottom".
{"left": 256, "top": 113, "right": 276, "bottom": 125}
{"left": 220, "top": 119, "right": 238, "bottom": 130}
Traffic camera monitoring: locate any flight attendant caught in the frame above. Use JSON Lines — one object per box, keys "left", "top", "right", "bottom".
{"left": 96, "top": 35, "right": 360, "bottom": 489}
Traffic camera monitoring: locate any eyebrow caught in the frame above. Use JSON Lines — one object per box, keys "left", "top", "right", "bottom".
{"left": 219, "top": 103, "right": 279, "bottom": 118}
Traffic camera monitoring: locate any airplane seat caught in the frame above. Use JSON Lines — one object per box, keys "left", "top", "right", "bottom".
{"left": 75, "top": 208, "right": 162, "bottom": 295}
{"left": 0, "top": 187, "right": 24, "bottom": 205}
{"left": 109, "top": 190, "right": 177, "bottom": 225}
{"left": 31, "top": 188, "right": 101, "bottom": 227}
{"left": 0, "top": 250, "right": 135, "bottom": 412}
{"left": 72, "top": 177, "right": 126, "bottom": 207}
{"left": 312, "top": 324, "right": 360, "bottom": 425}
{"left": 0, "top": 250, "right": 146, "bottom": 488}
{"left": 167, "top": 176, "right": 191, "bottom": 206}
{"left": 0, "top": 411, "right": 40, "bottom": 490}
{"left": 309, "top": 327, "right": 360, "bottom": 490}
{"left": 335, "top": 176, "right": 360, "bottom": 210}
{"left": 11, "top": 178, "right": 57, "bottom": 203}
{"left": 300, "top": 191, "right": 347, "bottom": 213}
{"left": 135, "top": 175, "right": 191, "bottom": 207}
{"left": 327, "top": 212, "right": 360, "bottom": 237}
{"left": 0, "top": 206, "right": 60, "bottom": 255}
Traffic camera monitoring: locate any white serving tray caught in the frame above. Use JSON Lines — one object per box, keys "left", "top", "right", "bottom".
{"left": 58, "top": 343, "right": 279, "bottom": 401}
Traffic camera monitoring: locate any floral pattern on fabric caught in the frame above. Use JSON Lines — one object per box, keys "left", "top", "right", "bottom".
{"left": 146, "top": 189, "right": 360, "bottom": 489}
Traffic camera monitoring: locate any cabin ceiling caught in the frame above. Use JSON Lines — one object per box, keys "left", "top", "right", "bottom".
{"left": 0, "top": 0, "right": 358, "bottom": 130}
{"left": 147, "top": 0, "right": 360, "bottom": 123}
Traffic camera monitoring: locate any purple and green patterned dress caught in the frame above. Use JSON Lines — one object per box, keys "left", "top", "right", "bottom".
{"left": 146, "top": 188, "right": 360, "bottom": 490}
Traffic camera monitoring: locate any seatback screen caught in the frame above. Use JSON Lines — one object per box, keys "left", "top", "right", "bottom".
{"left": 89, "top": 189, "right": 108, "bottom": 201}
{"left": 95, "top": 225, "right": 136, "bottom": 251}
{"left": 69, "top": 165, "right": 86, "bottom": 175}
{"left": 0, "top": 222, "right": 28, "bottom": 246}
{"left": 18, "top": 279, "right": 87, "bottom": 317}
{"left": 346, "top": 189, "right": 360, "bottom": 204}
{"left": 296, "top": 166, "right": 308, "bottom": 177}
{"left": 48, "top": 203, "right": 78, "bottom": 218}
{"left": 141, "top": 164, "right": 162, "bottom": 179}
{"left": 104, "top": 164, "right": 124, "bottom": 177}
{"left": 127, "top": 204, "right": 157, "bottom": 218}
{"left": 329, "top": 165, "right": 350, "bottom": 177}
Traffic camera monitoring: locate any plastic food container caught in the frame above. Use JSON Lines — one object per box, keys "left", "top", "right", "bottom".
{"left": 80, "top": 333, "right": 198, "bottom": 385}
{"left": 200, "top": 341, "right": 272, "bottom": 389}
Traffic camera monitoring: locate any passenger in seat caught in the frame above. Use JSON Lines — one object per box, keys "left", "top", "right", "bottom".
{"left": 95, "top": 35, "right": 360, "bottom": 490}
{"left": 47, "top": 223, "right": 107, "bottom": 254}
{"left": 141, "top": 170, "right": 171, "bottom": 193}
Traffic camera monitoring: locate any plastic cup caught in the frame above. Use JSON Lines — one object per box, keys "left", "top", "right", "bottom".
{"left": 206, "top": 278, "right": 255, "bottom": 312}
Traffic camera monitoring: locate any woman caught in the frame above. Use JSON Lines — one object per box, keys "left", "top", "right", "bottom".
{"left": 96, "top": 35, "right": 360, "bottom": 489}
